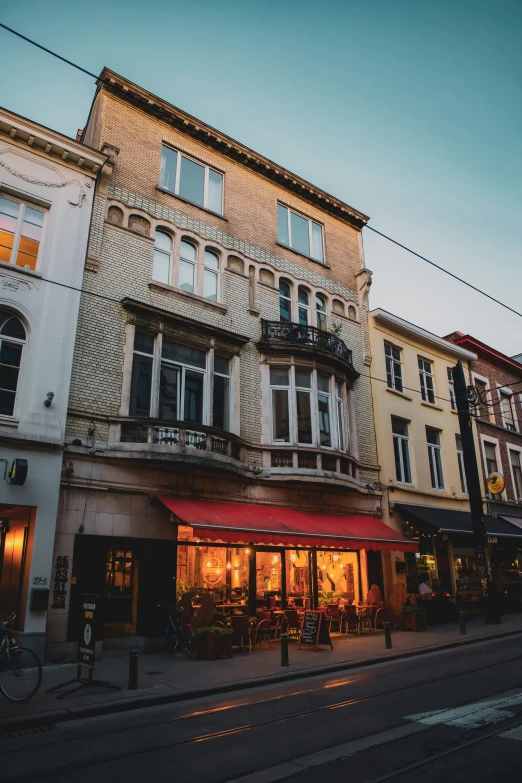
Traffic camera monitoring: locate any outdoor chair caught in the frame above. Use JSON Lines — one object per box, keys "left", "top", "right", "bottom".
{"left": 326, "top": 604, "right": 343, "bottom": 634}
{"left": 344, "top": 604, "right": 359, "bottom": 634}
{"left": 284, "top": 609, "right": 301, "bottom": 640}
{"left": 254, "top": 619, "right": 272, "bottom": 649}
{"left": 259, "top": 611, "right": 281, "bottom": 640}
{"left": 229, "top": 615, "right": 253, "bottom": 653}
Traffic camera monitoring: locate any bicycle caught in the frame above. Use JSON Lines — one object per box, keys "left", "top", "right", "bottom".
{"left": 0, "top": 612, "right": 42, "bottom": 702}
{"left": 157, "top": 604, "right": 197, "bottom": 659}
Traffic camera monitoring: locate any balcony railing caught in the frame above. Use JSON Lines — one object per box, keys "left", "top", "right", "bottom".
{"left": 119, "top": 419, "right": 243, "bottom": 461}
{"left": 260, "top": 320, "right": 353, "bottom": 366}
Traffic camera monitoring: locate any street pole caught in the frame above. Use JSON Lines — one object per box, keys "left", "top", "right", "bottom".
{"left": 452, "top": 361, "right": 500, "bottom": 624}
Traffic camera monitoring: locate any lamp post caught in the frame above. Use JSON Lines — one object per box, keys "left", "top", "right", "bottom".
{"left": 452, "top": 361, "right": 500, "bottom": 624}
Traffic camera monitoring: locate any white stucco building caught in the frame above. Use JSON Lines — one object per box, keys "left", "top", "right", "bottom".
{"left": 0, "top": 108, "right": 106, "bottom": 659}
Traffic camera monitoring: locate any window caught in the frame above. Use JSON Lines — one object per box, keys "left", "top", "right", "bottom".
{"left": 392, "top": 418, "right": 412, "bottom": 484}
{"left": 203, "top": 250, "right": 219, "bottom": 302}
{"left": 418, "top": 358, "right": 435, "bottom": 404}
{"left": 499, "top": 390, "right": 517, "bottom": 431}
{"left": 152, "top": 230, "right": 172, "bottom": 284}
{"left": 317, "top": 374, "right": 331, "bottom": 447}
{"left": 213, "top": 355, "right": 230, "bottom": 431}
{"left": 128, "top": 332, "right": 232, "bottom": 431}
{"left": 510, "top": 451, "right": 522, "bottom": 499}
{"left": 277, "top": 204, "right": 324, "bottom": 262}
{"left": 456, "top": 435, "right": 467, "bottom": 494}
{"left": 484, "top": 442, "right": 498, "bottom": 498}
{"left": 0, "top": 195, "right": 45, "bottom": 270}
{"left": 426, "top": 428, "right": 444, "bottom": 490}
{"left": 474, "top": 378, "right": 489, "bottom": 419}
{"left": 179, "top": 240, "right": 197, "bottom": 294}
{"left": 270, "top": 367, "right": 291, "bottom": 443}
{"left": 279, "top": 279, "right": 292, "bottom": 322}
{"left": 347, "top": 305, "right": 357, "bottom": 320}
{"left": 316, "top": 294, "right": 327, "bottom": 331}
{"left": 298, "top": 286, "right": 310, "bottom": 325}
{"left": 385, "top": 343, "right": 403, "bottom": 392}
{"left": 269, "top": 367, "right": 347, "bottom": 451}
{"left": 159, "top": 146, "right": 223, "bottom": 214}
{"left": 447, "top": 368, "right": 456, "bottom": 410}
{"left": 0, "top": 310, "right": 26, "bottom": 417}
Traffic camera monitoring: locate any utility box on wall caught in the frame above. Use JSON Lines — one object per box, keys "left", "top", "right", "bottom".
{"left": 30, "top": 589, "right": 50, "bottom": 611}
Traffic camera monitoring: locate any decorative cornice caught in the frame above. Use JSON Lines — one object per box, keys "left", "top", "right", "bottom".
{"left": 94, "top": 68, "right": 369, "bottom": 231}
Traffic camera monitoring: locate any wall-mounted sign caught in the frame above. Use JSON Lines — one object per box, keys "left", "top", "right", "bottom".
{"left": 487, "top": 472, "right": 505, "bottom": 495}
{"left": 32, "top": 576, "right": 48, "bottom": 586}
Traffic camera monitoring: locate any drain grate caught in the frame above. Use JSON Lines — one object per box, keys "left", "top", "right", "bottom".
{"left": 0, "top": 724, "right": 57, "bottom": 740}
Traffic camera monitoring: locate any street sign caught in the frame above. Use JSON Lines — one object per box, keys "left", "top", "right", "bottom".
{"left": 487, "top": 472, "right": 505, "bottom": 495}
{"left": 298, "top": 610, "right": 333, "bottom": 651}
{"left": 77, "top": 594, "right": 97, "bottom": 670}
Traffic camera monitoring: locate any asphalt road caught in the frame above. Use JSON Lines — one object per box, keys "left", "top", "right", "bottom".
{"left": 1, "top": 633, "right": 522, "bottom": 783}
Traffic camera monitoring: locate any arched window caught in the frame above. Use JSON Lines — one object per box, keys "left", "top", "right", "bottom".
{"left": 128, "top": 214, "right": 151, "bottom": 236}
{"left": 332, "top": 299, "right": 344, "bottom": 315}
{"left": 279, "top": 279, "right": 292, "bottom": 322}
{"left": 0, "top": 310, "right": 26, "bottom": 417}
{"left": 316, "top": 294, "right": 327, "bottom": 330}
{"left": 297, "top": 286, "right": 310, "bottom": 325}
{"left": 203, "top": 249, "right": 219, "bottom": 301}
{"left": 347, "top": 305, "right": 357, "bottom": 321}
{"left": 179, "top": 240, "right": 197, "bottom": 294}
{"left": 153, "top": 230, "right": 172, "bottom": 284}
{"left": 107, "top": 206, "right": 123, "bottom": 226}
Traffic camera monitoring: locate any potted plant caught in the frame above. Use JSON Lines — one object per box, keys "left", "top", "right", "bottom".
{"left": 400, "top": 603, "right": 426, "bottom": 631}
{"left": 195, "top": 625, "right": 234, "bottom": 660}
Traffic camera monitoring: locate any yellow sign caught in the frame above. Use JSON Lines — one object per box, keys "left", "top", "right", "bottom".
{"left": 487, "top": 472, "right": 505, "bottom": 495}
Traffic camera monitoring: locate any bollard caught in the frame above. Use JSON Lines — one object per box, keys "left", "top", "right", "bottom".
{"left": 280, "top": 632, "right": 289, "bottom": 667}
{"left": 128, "top": 649, "right": 139, "bottom": 690}
{"left": 458, "top": 609, "right": 466, "bottom": 636}
{"left": 383, "top": 621, "right": 392, "bottom": 649}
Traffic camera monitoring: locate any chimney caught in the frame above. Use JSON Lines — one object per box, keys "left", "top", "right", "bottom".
{"left": 76, "top": 128, "right": 83, "bottom": 142}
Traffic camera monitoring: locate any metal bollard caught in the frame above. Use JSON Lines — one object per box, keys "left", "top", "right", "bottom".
{"left": 128, "top": 649, "right": 139, "bottom": 690}
{"left": 383, "top": 621, "right": 392, "bottom": 649}
{"left": 458, "top": 609, "right": 466, "bottom": 636}
{"left": 281, "top": 632, "right": 289, "bottom": 667}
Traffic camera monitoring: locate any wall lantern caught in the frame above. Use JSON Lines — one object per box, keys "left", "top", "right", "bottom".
{"left": 1, "top": 458, "right": 28, "bottom": 486}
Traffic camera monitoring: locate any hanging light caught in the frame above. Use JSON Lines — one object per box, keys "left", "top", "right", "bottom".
{"left": 226, "top": 562, "right": 232, "bottom": 569}
{"left": 245, "top": 548, "right": 251, "bottom": 554}
{"left": 333, "top": 554, "right": 339, "bottom": 561}
{"left": 291, "top": 553, "right": 297, "bottom": 561}
{"left": 206, "top": 561, "right": 212, "bottom": 568}
{"left": 329, "top": 572, "right": 335, "bottom": 579}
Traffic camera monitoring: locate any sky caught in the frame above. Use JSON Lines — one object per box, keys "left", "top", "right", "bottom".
{"left": 1, "top": 0, "right": 521, "bottom": 355}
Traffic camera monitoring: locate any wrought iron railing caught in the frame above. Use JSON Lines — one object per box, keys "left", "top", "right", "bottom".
{"left": 260, "top": 320, "right": 353, "bottom": 365}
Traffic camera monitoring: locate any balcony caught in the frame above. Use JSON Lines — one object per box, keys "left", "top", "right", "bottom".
{"left": 259, "top": 320, "right": 358, "bottom": 378}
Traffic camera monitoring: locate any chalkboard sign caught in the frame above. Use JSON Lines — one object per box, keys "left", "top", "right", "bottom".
{"left": 298, "top": 610, "right": 333, "bottom": 651}
{"left": 77, "top": 594, "right": 97, "bottom": 670}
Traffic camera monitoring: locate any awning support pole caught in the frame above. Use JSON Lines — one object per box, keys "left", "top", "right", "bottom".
{"left": 280, "top": 548, "right": 287, "bottom": 610}
{"left": 311, "top": 548, "right": 319, "bottom": 609}
{"left": 248, "top": 543, "right": 256, "bottom": 619}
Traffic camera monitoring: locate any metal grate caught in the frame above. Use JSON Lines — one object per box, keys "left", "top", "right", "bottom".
{"left": 154, "top": 426, "right": 180, "bottom": 445}
{"left": 120, "top": 422, "right": 149, "bottom": 443}
{"left": 261, "top": 320, "right": 353, "bottom": 365}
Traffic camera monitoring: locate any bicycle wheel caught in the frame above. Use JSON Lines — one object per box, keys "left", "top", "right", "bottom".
{"left": 166, "top": 625, "right": 180, "bottom": 654}
{"left": 0, "top": 647, "right": 42, "bottom": 702}
{"left": 182, "top": 628, "right": 197, "bottom": 659}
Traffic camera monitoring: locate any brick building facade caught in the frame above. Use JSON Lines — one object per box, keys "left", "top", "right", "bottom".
{"left": 46, "top": 69, "right": 415, "bottom": 657}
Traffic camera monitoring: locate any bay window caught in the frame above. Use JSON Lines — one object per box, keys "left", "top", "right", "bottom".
{"left": 159, "top": 145, "right": 224, "bottom": 215}
{"left": 269, "top": 366, "right": 347, "bottom": 451}
{"left": 316, "top": 294, "right": 327, "bottom": 331}
{"left": 159, "top": 342, "right": 206, "bottom": 424}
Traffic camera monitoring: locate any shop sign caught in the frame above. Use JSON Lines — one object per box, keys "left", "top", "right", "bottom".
{"left": 487, "top": 472, "right": 505, "bottom": 495}
{"left": 487, "top": 537, "right": 498, "bottom": 544}
{"left": 298, "top": 611, "right": 333, "bottom": 651}
{"left": 77, "top": 595, "right": 97, "bottom": 670}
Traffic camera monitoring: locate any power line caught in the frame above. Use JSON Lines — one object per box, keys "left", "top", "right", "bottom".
{"left": 1, "top": 22, "right": 521, "bottom": 321}
{"left": 365, "top": 226, "right": 522, "bottom": 319}
{"left": 0, "top": 23, "right": 98, "bottom": 79}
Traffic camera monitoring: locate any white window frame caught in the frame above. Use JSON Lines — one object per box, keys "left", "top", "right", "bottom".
{"left": 507, "top": 443, "right": 522, "bottom": 501}
{"left": 471, "top": 372, "right": 495, "bottom": 423}
{"left": 426, "top": 428, "right": 445, "bottom": 491}
{"left": 203, "top": 248, "right": 220, "bottom": 302}
{"left": 152, "top": 229, "right": 173, "bottom": 285}
{"left": 270, "top": 367, "right": 292, "bottom": 444}
{"left": 277, "top": 203, "right": 325, "bottom": 263}
{"left": 159, "top": 145, "right": 224, "bottom": 215}
{"left": 498, "top": 386, "right": 518, "bottom": 432}
{"left": 418, "top": 357, "right": 435, "bottom": 404}
{"left": 447, "top": 368, "right": 457, "bottom": 411}
{"left": 455, "top": 434, "right": 468, "bottom": 495}
{"left": 385, "top": 342, "right": 403, "bottom": 392}
{"left": 392, "top": 418, "right": 413, "bottom": 485}
{"left": 297, "top": 285, "right": 311, "bottom": 326}
{"left": 0, "top": 310, "right": 27, "bottom": 420}
{"left": 0, "top": 193, "right": 46, "bottom": 271}
{"left": 480, "top": 435, "right": 506, "bottom": 501}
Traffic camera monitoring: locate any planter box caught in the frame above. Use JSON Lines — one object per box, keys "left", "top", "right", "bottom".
{"left": 196, "top": 631, "right": 232, "bottom": 660}
{"left": 401, "top": 613, "right": 425, "bottom": 631}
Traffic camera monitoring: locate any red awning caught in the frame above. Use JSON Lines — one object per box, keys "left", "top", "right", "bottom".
{"left": 156, "top": 497, "right": 417, "bottom": 552}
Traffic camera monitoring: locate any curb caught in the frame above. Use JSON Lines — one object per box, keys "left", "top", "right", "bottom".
{"left": 1, "top": 627, "right": 521, "bottom": 735}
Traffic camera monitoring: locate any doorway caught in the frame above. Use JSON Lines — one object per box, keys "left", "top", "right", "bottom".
{"left": 103, "top": 546, "right": 138, "bottom": 637}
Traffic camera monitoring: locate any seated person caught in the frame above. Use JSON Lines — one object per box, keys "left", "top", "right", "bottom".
{"left": 418, "top": 573, "right": 434, "bottom": 597}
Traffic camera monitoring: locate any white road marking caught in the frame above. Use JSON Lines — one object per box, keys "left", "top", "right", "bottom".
{"left": 406, "top": 691, "right": 522, "bottom": 729}
{"left": 499, "top": 725, "right": 522, "bottom": 741}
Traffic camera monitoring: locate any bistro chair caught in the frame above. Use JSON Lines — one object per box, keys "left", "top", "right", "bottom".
{"left": 356, "top": 605, "right": 373, "bottom": 635}
{"left": 284, "top": 609, "right": 302, "bottom": 640}
{"left": 259, "top": 611, "right": 281, "bottom": 640}
{"left": 344, "top": 604, "right": 359, "bottom": 634}
{"left": 326, "top": 604, "right": 343, "bottom": 634}
{"left": 229, "top": 615, "right": 253, "bottom": 653}
{"left": 254, "top": 619, "right": 272, "bottom": 649}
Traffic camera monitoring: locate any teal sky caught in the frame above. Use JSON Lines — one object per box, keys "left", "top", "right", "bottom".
{"left": 1, "top": 0, "right": 521, "bottom": 355}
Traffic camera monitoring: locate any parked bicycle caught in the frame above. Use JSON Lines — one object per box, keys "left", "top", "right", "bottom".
{"left": 0, "top": 612, "right": 42, "bottom": 702}
{"left": 157, "top": 604, "right": 197, "bottom": 659}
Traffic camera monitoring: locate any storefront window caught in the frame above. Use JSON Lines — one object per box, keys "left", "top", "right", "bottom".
{"left": 256, "top": 551, "right": 282, "bottom": 599}
{"left": 317, "top": 550, "right": 358, "bottom": 603}
{"left": 453, "top": 548, "right": 479, "bottom": 592}
{"left": 414, "top": 535, "right": 437, "bottom": 585}
{"left": 176, "top": 544, "right": 250, "bottom": 604}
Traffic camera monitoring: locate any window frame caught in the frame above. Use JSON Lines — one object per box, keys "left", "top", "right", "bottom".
{"left": 0, "top": 193, "right": 46, "bottom": 271}
{"left": 391, "top": 417, "right": 413, "bottom": 485}
{"left": 159, "top": 145, "right": 224, "bottom": 215}
{"left": 447, "top": 368, "right": 457, "bottom": 410}
{"left": 297, "top": 286, "right": 311, "bottom": 326}
{"left": 0, "top": 310, "right": 27, "bottom": 419}
{"left": 279, "top": 279, "right": 292, "bottom": 322}
{"left": 426, "top": 427, "right": 445, "bottom": 491}
{"left": 385, "top": 342, "right": 403, "bottom": 393}
{"left": 277, "top": 203, "right": 325, "bottom": 263}
{"left": 455, "top": 434, "right": 468, "bottom": 495}
{"left": 499, "top": 388, "right": 518, "bottom": 432}
{"left": 203, "top": 248, "right": 220, "bottom": 302}
{"left": 315, "top": 294, "right": 328, "bottom": 331}
{"left": 152, "top": 229, "right": 173, "bottom": 285}
{"left": 418, "top": 357, "right": 435, "bottom": 404}
{"left": 508, "top": 448, "right": 522, "bottom": 500}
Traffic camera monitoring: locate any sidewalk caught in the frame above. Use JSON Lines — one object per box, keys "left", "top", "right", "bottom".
{"left": 2, "top": 614, "right": 522, "bottom": 733}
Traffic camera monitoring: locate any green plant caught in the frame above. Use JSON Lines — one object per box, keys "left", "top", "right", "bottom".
{"left": 195, "top": 625, "right": 233, "bottom": 637}
{"left": 400, "top": 603, "right": 426, "bottom": 622}
{"left": 176, "top": 580, "right": 204, "bottom": 605}
{"left": 330, "top": 321, "right": 343, "bottom": 337}
{"left": 319, "top": 589, "right": 345, "bottom": 606}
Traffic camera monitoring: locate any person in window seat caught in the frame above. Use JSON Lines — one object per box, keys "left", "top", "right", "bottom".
{"left": 418, "top": 573, "right": 434, "bottom": 597}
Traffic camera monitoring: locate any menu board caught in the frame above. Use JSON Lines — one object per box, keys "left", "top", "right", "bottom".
{"left": 298, "top": 610, "right": 333, "bottom": 651}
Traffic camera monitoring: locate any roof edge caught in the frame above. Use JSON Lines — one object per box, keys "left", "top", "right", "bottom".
{"left": 371, "top": 309, "right": 478, "bottom": 361}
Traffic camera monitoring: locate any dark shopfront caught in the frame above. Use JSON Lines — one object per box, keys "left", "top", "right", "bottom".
{"left": 68, "top": 499, "right": 416, "bottom": 644}
{"left": 395, "top": 503, "right": 522, "bottom": 613}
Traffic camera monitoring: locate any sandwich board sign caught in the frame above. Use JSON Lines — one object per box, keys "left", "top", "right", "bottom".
{"left": 298, "top": 610, "right": 333, "bottom": 651}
